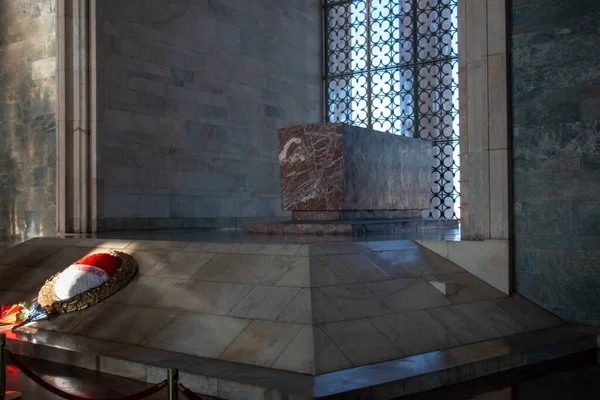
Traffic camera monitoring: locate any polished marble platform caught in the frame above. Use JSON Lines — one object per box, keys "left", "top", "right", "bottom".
{"left": 0, "top": 232, "right": 580, "bottom": 398}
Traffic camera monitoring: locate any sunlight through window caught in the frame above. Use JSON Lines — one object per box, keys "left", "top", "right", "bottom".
{"left": 324, "top": 0, "right": 460, "bottom": 219}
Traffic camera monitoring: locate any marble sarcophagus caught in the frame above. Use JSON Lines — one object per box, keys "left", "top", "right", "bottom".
{"left": 279, "top": 123, "right": 432, "bottom": 215}
{"left": 247, "top": 123, "right": 454, "bottom": 234}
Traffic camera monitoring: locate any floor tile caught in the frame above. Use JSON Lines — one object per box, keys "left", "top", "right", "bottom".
{"left": 0, "top": 266, "right": 56, "bottom": 292}
{"left": 310, "top": 258, "right": 344, "bottom": 287}
{"left": 220, "top": 320, "right": 303, "bottom": 368}
{"left": 313, "top": 325, "right": 354, "bottom": 373}
{"left": 71, "top": 303, "right": 180, "bottom": 345}
{"left": 192, "top": 254, "right": 297, "bottom": 285}
{"left": 76, "top": 239, "right": 132, "bottom": 249}
{"left": 37, "top": 247, "right": 98, "bottom": 272}
{"left": 318, "top": 254, "right": 390, "bottom": 284}
{"left": 26, "top": 238, "right": 82, "bottom": 246}
{"left": 271, "top": 324, "right": 355, "bottom": 375}
{"left": 321, "top": 319, "right": 403, "bottom": 366}
{"left": 228, "top": 286, "right": 300, "bottom": 320}
{"left": 0, "top": 244, "right": 62, "bottom": 268}
{"left": 271, "top": 325, "right": 315, "bottom": 374}
{"left": 257, "top": 244, "right": 303, "bottom": 255}
{"left": 366, "top": 278, "right": 451, "bottom": 312}
{"left": 427, "top": 301, "right": 527, "bottom": 345}
{"left": 426, "top": 305, "right": 493, "bottom": 344}
{"left": 153, "top": 280, "right": 253, "bottom": 315}
{"left": 311, "top": 288, "right": 346, "bottom": 324}
{"left": 320, "top": 284, "right": 393, "bottom": 319}
{"left": 126, "top": 240, "right": 189, "bottom": 251}
{"left": 127, "top": 250, "right": 169, "bottom": 275}
{"left": 33, "top": 304, "right": 97, "bottom": 333}
{"left": 145, "top": 251, "right": 215, "bottom": 279}
{"left": 366, "top": 251, "right": 417, "bottom": 278}
{"left": 277, "top": 289, "right": 312, "bottom": 324}
{"left": 184, "top": 242, "right": 265, "bottom": 254}
{"left": 143, "top": 312, "right": 251, "bottom": 358}
{"left": 371, "top": 310, "right": 462, "bottom": 356}
{"left": 0, "top": 290, "right": 37, "bottom": 305}
{"left": 495, "top": 294, "right": 564, "bottom": 330}
{"left": 275, "top": 257, "right": 311, "bottom": 287}
{"left": 358, "top": 240, "right": 418, "bottom": 252}
{"left": 105, "top": 275, "right": 179, "bottom": 307}
{"left": 308, "top": 243, "right": 368, "bottom": 256}
{"left": 468, "top": 301, "right": 529, "bottom": 337}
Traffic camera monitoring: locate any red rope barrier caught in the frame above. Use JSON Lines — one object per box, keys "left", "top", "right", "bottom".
{"left": 178, "top": 383, "right": 222, "bottom": 400}
{"left": 6, "top": 350, "right": 167, "bottom": 400}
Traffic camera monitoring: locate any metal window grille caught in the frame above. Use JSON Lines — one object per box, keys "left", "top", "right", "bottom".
{"left": 323, "top": 0, "right": 460, "bottom": 219}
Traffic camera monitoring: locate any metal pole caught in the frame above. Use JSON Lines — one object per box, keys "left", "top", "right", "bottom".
{"left": 1, "top": 333, "right": 23, "bottom": 400}
{"left": 167, "top": 367, "right": 179, "bottom": 400}
{"left": 1, "top": 333, "right": 5, "bottom": 398}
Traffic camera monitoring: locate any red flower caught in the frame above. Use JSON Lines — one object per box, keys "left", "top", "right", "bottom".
{"left": 0, "top": 304, "right": 23, "bottom": 325}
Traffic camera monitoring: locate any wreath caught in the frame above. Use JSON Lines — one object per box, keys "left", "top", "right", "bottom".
{"left": 1, "top": 250, "right": 137, "bottom": 331}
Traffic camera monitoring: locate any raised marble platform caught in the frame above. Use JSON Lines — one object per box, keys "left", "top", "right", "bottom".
{"left": 0, "top": 236, "right": 565, "bottom": 376}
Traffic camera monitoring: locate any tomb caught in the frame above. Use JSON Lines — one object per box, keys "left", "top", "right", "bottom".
{"left": 246, "top": 123, "right": 457, "bottom": 235}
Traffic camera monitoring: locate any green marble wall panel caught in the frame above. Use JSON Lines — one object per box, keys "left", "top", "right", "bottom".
{"left": 512, "top": 0, "right": 600, "bottom": 326}
{"left": 0, "top": 0, "right": 57, "bottom": 238}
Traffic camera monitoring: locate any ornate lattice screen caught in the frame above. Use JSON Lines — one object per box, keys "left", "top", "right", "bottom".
{"left": 324, "top": 0, "right": 460, "bottom": 219}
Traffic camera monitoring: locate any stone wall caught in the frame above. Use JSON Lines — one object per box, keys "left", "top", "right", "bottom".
{"left": 95, "top": 0, "right": 322, "bottom": 231}
{"left": 512, "top": 0, "right": 600, "bottom": 325}
{"left": 0, "top": 0, "right": 57, "bottom": 238}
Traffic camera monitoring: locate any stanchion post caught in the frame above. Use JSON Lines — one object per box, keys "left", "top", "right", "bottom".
{"left": 1, "top": 333, "right": 23, "bottom": 400}
{"left": 1, "top": 333, "right": 5, "bottom": 398}
{"left": 168, "top": 367, "right": 179, "bottom": 400}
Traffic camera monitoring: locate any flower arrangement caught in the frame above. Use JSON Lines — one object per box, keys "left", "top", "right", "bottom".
{"left": 0, "top": 301, "right": 29, "bottom": 325}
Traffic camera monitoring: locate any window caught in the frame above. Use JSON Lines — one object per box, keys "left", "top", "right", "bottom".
{"left": 324, "top": 0, "right": 460, "bottom": 219}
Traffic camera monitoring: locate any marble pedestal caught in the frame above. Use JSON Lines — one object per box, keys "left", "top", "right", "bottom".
{"left": 246, "top": 123, "right": 456, "bottom": 234}
{"left": 0, "top": 237, "right": 577, "bottom": 400}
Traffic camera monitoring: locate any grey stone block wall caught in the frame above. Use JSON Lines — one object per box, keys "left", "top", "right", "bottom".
{"left": 0, "top": 0, "right": 57, "bottom": 238}
{"left": 512, "top": 0, "right": 600, "bottom": 325}
{"left": 96, "top": 0, "right": 322, "bottom": 231}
